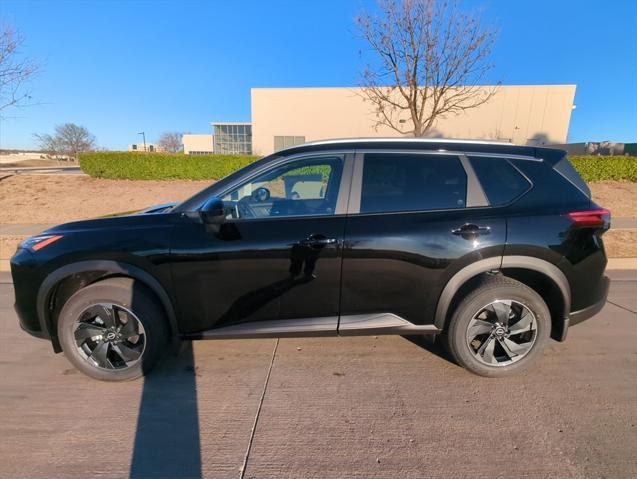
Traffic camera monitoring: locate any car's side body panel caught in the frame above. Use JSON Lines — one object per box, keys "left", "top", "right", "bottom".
{"left": 340, "top": 208, "right": 506, "bottom": 326}
{"left": 168, "top": 214, "right": 346, "bottom": 334}
{"left": 11, "top": 214, "right": 176, "bottom": 343}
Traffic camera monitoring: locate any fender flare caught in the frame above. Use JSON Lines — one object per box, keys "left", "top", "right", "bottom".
{"left": 37, "top": 260, "right": 179, "bottom": 341}
{"left": 433, "top": 255, "right": 571, "bottom": 329}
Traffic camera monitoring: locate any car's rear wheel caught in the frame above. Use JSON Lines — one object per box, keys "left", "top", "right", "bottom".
{"left": 57, "top": 277, "right": 169, "bottom": 381}
{"left": 443, "top": 275, "right": 551, "bottom": 377}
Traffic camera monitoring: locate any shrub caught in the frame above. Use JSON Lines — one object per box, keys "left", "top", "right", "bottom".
{"left": 79, "top": 152, "right": 259, "bottom": 180}
{"left": 78, "top": 151, "right": 637, "bottom": 183}
{"left": 568, "top": 156, "right": 637, "bottom": 182}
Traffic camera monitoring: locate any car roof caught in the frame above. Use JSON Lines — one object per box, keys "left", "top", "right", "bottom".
{"left": 276, "top": 137, "right": 566, "bottom": 161}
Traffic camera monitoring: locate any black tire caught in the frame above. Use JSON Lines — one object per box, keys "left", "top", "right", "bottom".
{"left": 57, "top": 277, "right": 169, "bottom": 381}
{"left": 443, "top": 275, "right": 551, "bottom": 377}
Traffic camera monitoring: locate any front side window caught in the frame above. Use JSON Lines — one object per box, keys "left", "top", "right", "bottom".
{"left": 221, "top": 156, "right": 343, "bottom": 219}
{"left": 360, "top": 153, "right": 467, "bottom": 214}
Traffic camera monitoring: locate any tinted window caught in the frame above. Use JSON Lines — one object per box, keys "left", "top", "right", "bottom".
{"left": 554, "top": 158, "right": 591, "bottom": 198}
{"left": 470, "top": 156, "right": 531, "bottom": 205}
{"left": 360, "top": 154, "right": 467, "bottom": 213}
{"left": 222, "top": 156, "right": 342, "bottom": 219}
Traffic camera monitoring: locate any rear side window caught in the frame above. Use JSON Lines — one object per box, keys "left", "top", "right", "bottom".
{"left": 361, "top": 153, "right": 467, "bottom": 213}
{"left": 469, "top": 156, "right": 531, "bottom": 205}
{"left": 554, "top": 158, "right": 591, "bottom": 198}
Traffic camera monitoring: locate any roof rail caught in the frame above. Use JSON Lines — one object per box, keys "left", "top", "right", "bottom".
{"left": 277, "top": 137, "right": 514, "bottom": 152}
{"left": 304, "top": 137, "right": 513, "bottom": 146}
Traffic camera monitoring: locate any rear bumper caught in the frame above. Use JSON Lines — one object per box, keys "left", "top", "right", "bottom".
{"left": 569, "top": 276, "right": 610, "bottom": 326}
{"left": 19, "top": 321, "right": 49, "bottom": 340}
{"left": 569, "top": 275, "right": 610, "bottom": 326}
{"left": 554, "top": 275, "right": 609, "bottom": 342}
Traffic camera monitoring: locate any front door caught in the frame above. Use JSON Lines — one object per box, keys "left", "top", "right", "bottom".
{"left": 170, "top": 153, "right": 352, "bottom": 334}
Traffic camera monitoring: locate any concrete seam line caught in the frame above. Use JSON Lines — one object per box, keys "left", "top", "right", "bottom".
{"left": 606, "top": 300, "right": 637, "bottom": 315}
{"left": 240, "top": 338, "right": 279, "bottom": 479}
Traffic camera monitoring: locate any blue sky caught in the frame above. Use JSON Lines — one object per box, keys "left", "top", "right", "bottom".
{"left": 1, "top": 0, "right": 635, "bottom": 150}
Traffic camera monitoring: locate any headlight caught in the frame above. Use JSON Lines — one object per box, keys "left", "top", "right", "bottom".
{"left": 20, "top": 234, "right": 64, "bottom": 251}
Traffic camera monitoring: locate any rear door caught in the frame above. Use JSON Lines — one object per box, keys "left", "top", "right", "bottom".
{"left": 340, "top": 150, "right": 507, "bottom": 327}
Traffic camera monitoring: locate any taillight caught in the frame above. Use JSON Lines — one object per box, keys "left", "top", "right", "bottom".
{"left": 567, "top": 209, "right": 611, "bottom": 228}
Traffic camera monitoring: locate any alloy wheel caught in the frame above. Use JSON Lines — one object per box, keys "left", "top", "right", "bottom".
{"left": 73, "top": 303, "right": 146, "bottom": 370}
{"left": 466, "top": 299, "right": 537, "bottom": 366}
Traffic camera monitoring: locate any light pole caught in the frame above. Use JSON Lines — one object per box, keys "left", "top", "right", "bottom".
{"left": 137, "top": 132, "right": 146, "bottom": 152}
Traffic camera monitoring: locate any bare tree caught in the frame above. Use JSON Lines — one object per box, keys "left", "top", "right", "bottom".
{"left": 157, "top": 131, "right": 183, "bottom": 153}
{"left": 34, "top": 123, "right": 96, "bottom": 159}
{"left": 0, "top": 23, "right": 38, "bottom": 112}
{"left": 356, "top": 0, "right": 498, "bottom": 137}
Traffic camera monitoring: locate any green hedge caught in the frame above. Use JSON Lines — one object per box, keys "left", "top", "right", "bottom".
{"left": 568, "top": 156, "right": 637, "bottom": 182}
{"left": 79, "top": 152, "right": 259, "bottom": 180}
{"left": 79, "top": 151, "right": 637, "bottom": 183}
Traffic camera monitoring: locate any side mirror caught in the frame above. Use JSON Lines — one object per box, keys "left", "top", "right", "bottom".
{"left": 200, "top": 197, "right": 226, "bottom": 224}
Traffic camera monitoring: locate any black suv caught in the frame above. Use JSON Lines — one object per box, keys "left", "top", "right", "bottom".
{"left": 11, "top": 139, "right": 610, "bottom": 380}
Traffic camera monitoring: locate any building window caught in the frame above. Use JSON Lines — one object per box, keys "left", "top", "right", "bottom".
{"left": 132, "top": 144, "right": 137, "bottom": 150}
{"left": 213, "top": 124, "right": 252, "bottom": 155}
{"left": 188, "top": 151, "right": 213, "bottom": 155}
{"left": 274, "top": 136, "right": 305, "bottom": 152}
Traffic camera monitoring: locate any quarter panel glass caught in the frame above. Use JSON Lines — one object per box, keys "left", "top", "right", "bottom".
{"left": 469, "top": 156, "right": 531, "bottom": 205}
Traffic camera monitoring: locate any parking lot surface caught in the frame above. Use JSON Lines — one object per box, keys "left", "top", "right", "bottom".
{"left": 0, "top": 271, "right": 635, "bottom": 478}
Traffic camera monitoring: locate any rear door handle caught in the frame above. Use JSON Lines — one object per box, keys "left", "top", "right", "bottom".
{"left": 451, "top": 224, "right": 491, "bottom": 237}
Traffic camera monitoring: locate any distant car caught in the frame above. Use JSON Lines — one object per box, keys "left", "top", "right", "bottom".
{"left": 11, "top": 139, "right": 610, "bottom": 380}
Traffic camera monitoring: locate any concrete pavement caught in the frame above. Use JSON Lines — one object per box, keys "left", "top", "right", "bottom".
{"left": 0, "top": 165, "right": 83, "bottom": 175}
{"left": 0, "top": 271, "right": 636, "bottom": 478}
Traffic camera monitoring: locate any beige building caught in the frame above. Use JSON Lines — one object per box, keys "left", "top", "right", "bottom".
{"left": 251, "top": 85, "right": 576, "bottom": 155}
{"left": 182, "top": 134, "right": 214, "bottom": 155}
{"left": 183, "top": 85, "right": 576, "bottom": 156}
{"left": 128, "top": 143, "right": 165, "bottom": 152}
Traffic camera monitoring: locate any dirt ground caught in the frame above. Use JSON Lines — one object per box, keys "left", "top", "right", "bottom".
{"left": 0, "top": 176, "right": 635, "bottom": 258}
{"left": 589, "top": 181, "right": 637, "bottom": 217}
{"left": 1, "top": 175, "right": 635, "bottom": 224}
{"left": 0, "top": 175, "right": 211, "bottom": 224}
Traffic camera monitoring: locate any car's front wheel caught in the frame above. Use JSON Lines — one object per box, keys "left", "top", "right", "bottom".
{"left": 57, "top": 277, "right": 169, "bottom": 381}
{"left": 443, "top": 275, "right": 551, "bottom": 377}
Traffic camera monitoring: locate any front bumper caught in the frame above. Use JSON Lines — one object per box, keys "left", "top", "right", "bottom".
{"left": 11, "top": 248, "right": 47, "bottom": 340}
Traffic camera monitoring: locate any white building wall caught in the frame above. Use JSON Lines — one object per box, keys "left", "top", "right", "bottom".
{"left": 183, "top": 134, "right": 213, "bottom": 154}
{"left": 251, "top": 85, "right": 576, "bottom": 156}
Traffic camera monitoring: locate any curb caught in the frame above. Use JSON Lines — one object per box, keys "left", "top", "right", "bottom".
{"left": 2, "top": 258, "right": 637, "bottom": 272}
{"left": 606, "top": 258, "right": 637, "bottom": 270}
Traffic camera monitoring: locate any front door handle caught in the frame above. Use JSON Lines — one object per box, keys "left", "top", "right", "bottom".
{"left": 299, "top": 234, "right": 338, "bottom": 248}
{"left": 451, "top": 224, "right": 491, "bottom": 238}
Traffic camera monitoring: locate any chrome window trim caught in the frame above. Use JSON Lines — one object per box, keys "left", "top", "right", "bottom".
{"left": 463, "top": 151, "right": 542, "bottom": 162}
